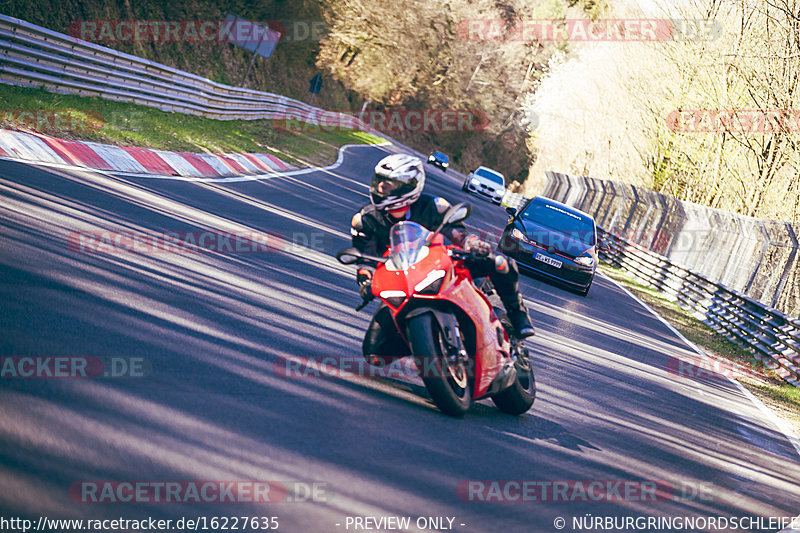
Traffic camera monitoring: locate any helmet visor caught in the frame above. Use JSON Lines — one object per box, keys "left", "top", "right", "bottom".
{"left": 370, "top": 173, "right": 419, "bottom": 206}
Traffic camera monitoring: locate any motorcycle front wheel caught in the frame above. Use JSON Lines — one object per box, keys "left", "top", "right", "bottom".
{"left": 407, "top": 313, "right": 471, "bottom": 417}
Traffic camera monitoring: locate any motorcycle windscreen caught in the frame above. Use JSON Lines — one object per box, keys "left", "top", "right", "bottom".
{"left": 389, "top": 221, "right": 431, "bottom": 271}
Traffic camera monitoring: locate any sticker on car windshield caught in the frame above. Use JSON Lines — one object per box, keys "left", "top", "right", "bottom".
{"left": 534, "top": 253, "right": 562, "bottom": 269}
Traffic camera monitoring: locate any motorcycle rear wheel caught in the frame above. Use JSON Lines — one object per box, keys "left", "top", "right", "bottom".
{"left": 492, "top": 344, "right": 536, "bottom": 415}
{"left": 407, "top": 313, "right": 472, "bottom": 417}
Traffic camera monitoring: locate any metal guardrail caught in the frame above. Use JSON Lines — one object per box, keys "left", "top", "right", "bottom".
{"left": 597, "top": 226, "right": 800, "bottom": 387}
{"left": 0, "top": 14, "right": 373, "bottom": 129}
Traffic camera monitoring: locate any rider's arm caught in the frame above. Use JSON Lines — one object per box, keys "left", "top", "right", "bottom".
{"left": 351, "top": 210, "right": 378, "bottom": 298}
{"left": 446, "top": 226, "right": 469, "bottom": 248}
{"left": 423, "top": 196, "right": 468, "bottom": 247}
{"left": 350, "top": 211, "right": 379, "bottom": 258}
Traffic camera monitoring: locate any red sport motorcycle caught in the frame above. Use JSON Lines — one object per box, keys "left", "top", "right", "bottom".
{"left": 336, "top": 203, "right": 535, "bottom": 417}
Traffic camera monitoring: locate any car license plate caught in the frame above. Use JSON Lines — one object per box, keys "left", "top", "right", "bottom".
{"left": 535, "top": 253, "right": 562, "bottom": 268}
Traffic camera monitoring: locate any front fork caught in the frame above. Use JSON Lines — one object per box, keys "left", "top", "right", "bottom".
{"left": 511, "top": 339, "right": 532, "bottom": 373}
{"left": 405, "top": 307, "right": 470, "bottom": 374}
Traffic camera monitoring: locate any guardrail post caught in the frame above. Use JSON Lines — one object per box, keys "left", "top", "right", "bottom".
{"left": 622, "top": 185, "right": 639, "bottom": 238}
{"left": 744, "top": 222, "right": 771, "bottom": 294}
{"left": 771, "top": 223, "right": 798, "bottom": 310}
{"left": 664, "top": 195, "right": 686, "bottom": 259}
{"left": 633, "top": 189, "right": 655, "bottom": 249}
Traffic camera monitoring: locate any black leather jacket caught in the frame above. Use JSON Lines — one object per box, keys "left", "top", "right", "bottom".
{"left": 350, "top": 194, "right": 466, "bottom": 261}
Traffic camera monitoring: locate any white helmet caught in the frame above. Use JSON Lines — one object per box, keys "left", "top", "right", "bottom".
{"left": 370, "top": 154, "right": 425, "bottom": 210}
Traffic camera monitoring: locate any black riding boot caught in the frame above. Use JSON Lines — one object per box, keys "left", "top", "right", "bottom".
{"left": 488, "top": 257, "right": 535, "bottom": 339}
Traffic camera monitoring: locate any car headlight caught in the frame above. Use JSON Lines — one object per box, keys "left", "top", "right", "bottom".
{"left": 574, "top": 256, "right": 594, "bottom": 267}
{"left": 442, "top": 162, "right": 448, "bottom": 167}
{"left": 510, "top": 228, "right": 529, "bottom": 243}
{"left": 470, "top": 178, "right": 480, "bottom": 186}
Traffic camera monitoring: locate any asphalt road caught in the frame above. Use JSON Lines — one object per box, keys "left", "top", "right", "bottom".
{"left": 1, "top": 145, "right": 799, "bottom": 533}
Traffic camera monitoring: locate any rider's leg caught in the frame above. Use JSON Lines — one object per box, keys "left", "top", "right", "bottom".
{"left": 464, "top": 254, "right": 534, "bottom": 338}
{"left": 486, "top": 257, "right": 535, "bottom": 338}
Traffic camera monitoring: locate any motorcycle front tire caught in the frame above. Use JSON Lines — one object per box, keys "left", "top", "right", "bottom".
{"left": 407, "top": 313, "right": 472, "bottom": 417}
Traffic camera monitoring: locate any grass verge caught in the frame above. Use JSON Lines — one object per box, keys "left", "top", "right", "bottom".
{"left": 601, "top": 264, "right": 800, "bottom": 436}
{"left": 0, "top": 84, "right": 386, "bottom": 168}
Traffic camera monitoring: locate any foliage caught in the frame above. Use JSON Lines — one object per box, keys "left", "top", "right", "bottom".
{"left": 524, "top": 0, "right": 800, "bottom": 222}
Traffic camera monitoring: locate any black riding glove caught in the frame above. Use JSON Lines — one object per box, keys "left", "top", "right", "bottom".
{"left": 357, "top": 268, "right": 373, "bottom": 301}
{"left": 464, "top": 234, "right": 492, "bottom": 256}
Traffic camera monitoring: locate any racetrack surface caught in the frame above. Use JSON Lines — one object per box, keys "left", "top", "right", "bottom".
{"left": 1, "top": 146, "right": 799, "bottom": 532}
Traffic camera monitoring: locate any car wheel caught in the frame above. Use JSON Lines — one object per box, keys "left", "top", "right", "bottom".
{"left": 578, "top": 278, "right": 593, "bottom": 297}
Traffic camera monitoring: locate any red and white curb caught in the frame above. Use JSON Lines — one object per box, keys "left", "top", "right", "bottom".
{"left": 0, "top": 129, "right": 294, "bottom": 179}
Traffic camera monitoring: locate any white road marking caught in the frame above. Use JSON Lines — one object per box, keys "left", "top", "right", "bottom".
{"left": 599, "top": 271, "right": 800, "bottom": 460}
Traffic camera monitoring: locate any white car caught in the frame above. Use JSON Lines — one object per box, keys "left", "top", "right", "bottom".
{"left": 462, "top": 166, "right": 506, "bottom": 204}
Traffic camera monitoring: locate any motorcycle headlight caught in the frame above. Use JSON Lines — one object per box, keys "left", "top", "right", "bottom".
{"left": 414, "top": 270, "right": 446, "bottom": 295}
{"left": 379, "top": 290, "right": 407, "bottom": 308}
{"left": 574, "top": 256, "right": 594, "bottom": 267}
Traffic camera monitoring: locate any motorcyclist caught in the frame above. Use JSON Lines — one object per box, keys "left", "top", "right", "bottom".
{"left": 350, "top": 153, "right": 535, "bottom": 362}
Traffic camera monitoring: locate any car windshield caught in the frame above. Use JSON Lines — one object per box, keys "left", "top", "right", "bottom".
{"left": 521, "top": 202, "right": 596, "bottom": 245}
{"left": 475, "top": 168, "right": 504, "bottom": 185}
{"left": 389, "top": 221, "right": 430, "bottom": 270}
{"left": 434, "top": 151, "right": 448, "bottom": 162}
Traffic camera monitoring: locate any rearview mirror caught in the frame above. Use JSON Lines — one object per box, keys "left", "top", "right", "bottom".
{"left": 336, "top": 248, "right": 362, "bottom": 265}
{"left": 336, "top": 247, "right": 387, "bottom": 266}
{"left": 444, "top": 203, "right": 471, "bottom": 226}
{"left": 427, "top": 202, "right": 472, "bottom": 243}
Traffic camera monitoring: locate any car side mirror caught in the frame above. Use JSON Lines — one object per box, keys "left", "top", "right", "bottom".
{"left": 506, "top": 207, "right": 517, "bottom": 217}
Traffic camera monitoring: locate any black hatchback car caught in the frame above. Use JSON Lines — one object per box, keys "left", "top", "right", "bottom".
{"left": 498, "top": 197, "right": 601, "bottom": 296}
{"left": 426, "top": 151, "right": 449, "bottom": 171}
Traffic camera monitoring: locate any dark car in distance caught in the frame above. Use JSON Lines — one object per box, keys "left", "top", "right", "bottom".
{"left": 426, "top": 151, "right": 449, "bottom": 171}
{"left": 498, "top": 197, "right": 603, "bottom": 296}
